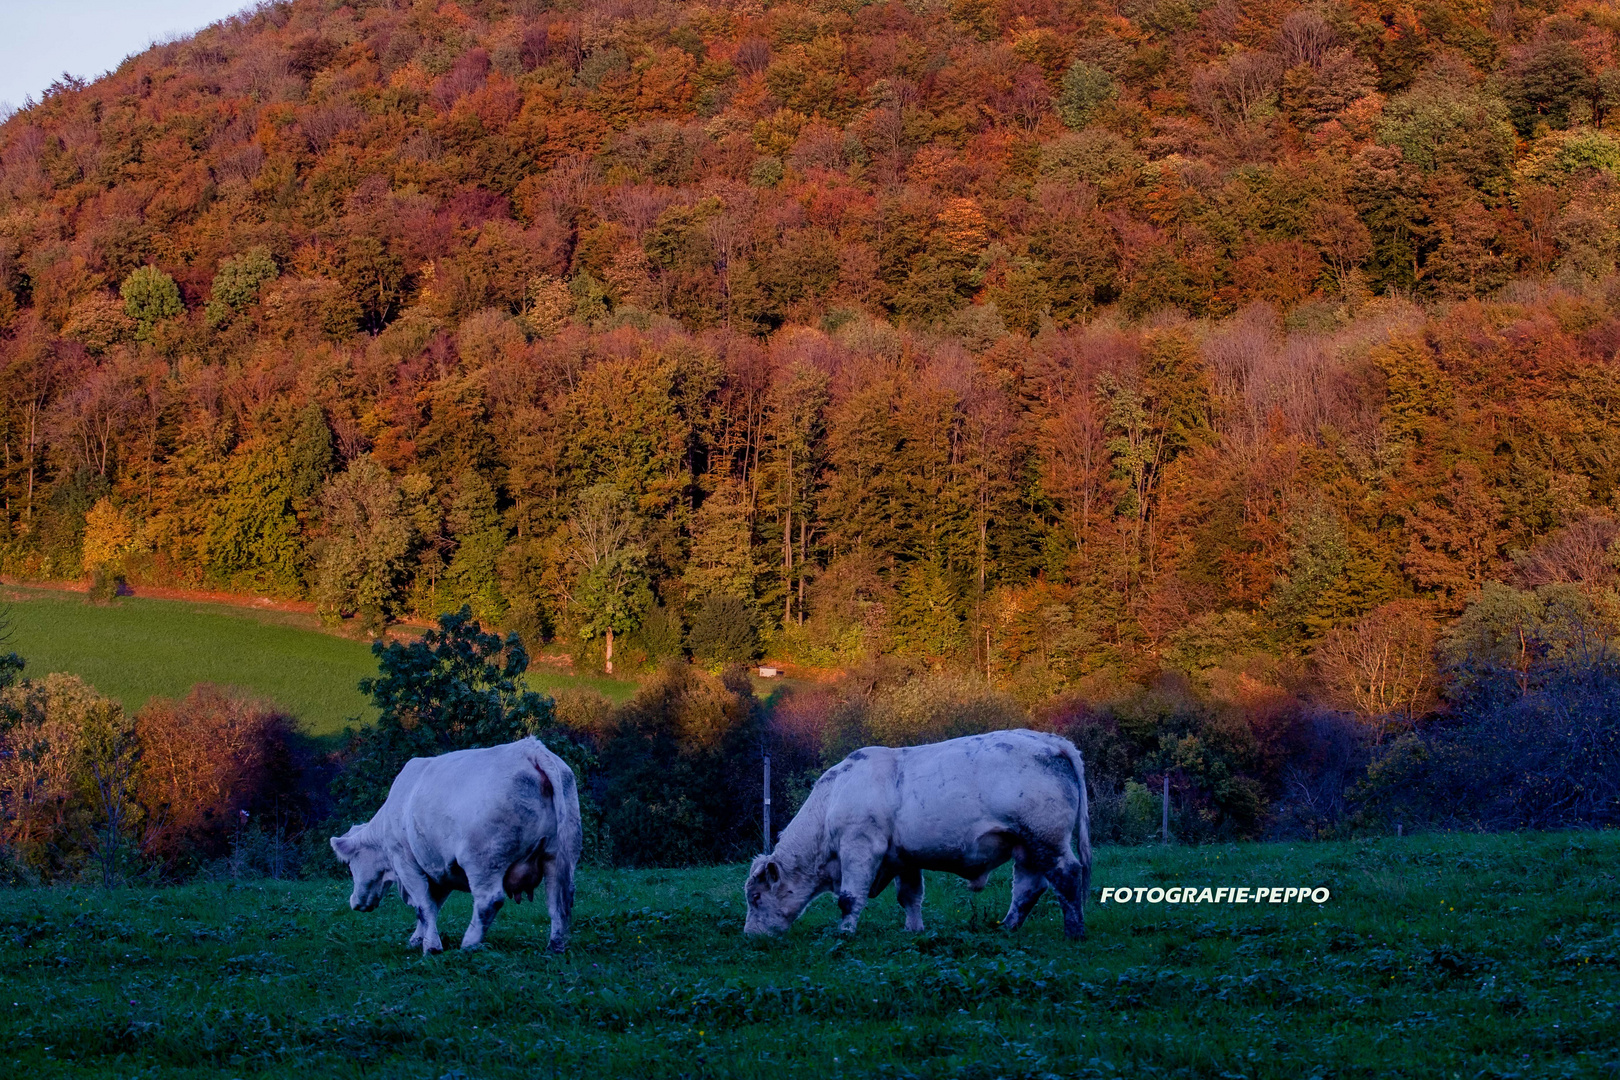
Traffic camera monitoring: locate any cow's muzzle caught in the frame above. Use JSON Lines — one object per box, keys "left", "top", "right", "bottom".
{"left": 743, "top": 918, "right": 787, "bottom": 937}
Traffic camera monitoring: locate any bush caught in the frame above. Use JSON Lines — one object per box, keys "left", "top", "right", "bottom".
{"left": 134, "top": 685, "right": 308, "bottom": 877}
{"left": 626, "top": 604, "right": 684, "bottom": 667}
{"left": 1362, "top": 649, "right": 1620, "bottom": 831}
{"left": 1268, "top": 709, "right": 1372, "bottom": 839}
{"left": 86, "top": 567, "right": 124, "bottom": 603}
{"left": 866, "top": 672, "right": 1024, "bottom": 746}
{"left": 593, "top": 663, "right": 766, "bottom": 866}
{"left": 0, "top": 673, "right": 136, "bottom": 883}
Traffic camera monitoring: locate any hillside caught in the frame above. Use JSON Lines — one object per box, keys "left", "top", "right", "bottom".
{"left": 2, "top": 0, "right": 1620, "bottom": 712}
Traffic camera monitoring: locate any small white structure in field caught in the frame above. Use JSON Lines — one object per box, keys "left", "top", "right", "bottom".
{"left": 758, "top": 666, "right": 780, "bottom": 678}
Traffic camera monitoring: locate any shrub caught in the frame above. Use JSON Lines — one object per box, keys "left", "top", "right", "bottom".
{"left": 1362, "top": 648, "right": 1620, "bottom": 830}
{"left": 0, "top": 673, "right": 136, "bottom": 883}
{"left": 86, "top": 567, "right": 124, "bottom": 603}
{"left": 627, "top": 604, "right": 684, "bottom": 667}
{"left": 133, "top": 685, "right": 306, "bottom": 875}
{"left": 593, "top": 663, "right": 765, "bottom": 866}
{"left": 866, "top": 672, "right": 1024, "bottom": 746}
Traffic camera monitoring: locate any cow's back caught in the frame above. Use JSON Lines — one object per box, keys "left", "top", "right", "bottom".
{"left": 401, "top": 741, "right": 557, "bottom": 878}
{"left": 888, "top": 730, "right": 1083, "bottom": 853}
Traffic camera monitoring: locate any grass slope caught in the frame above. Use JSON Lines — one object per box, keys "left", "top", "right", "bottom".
{"left": 0, "top": 588, "right": 637, "bottom": 736}
{"left": 0, "top": 588, "right": 378, "bottom": 735}
{"left": 2, "top": 832, "right": 1615, "bottom": 1078}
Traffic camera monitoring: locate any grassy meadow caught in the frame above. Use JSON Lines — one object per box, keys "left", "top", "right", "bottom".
{"left": 2, "top": 831, "right": 1615, "bottom": 1078}
{"left": 0, "top": 586, "right": 636, "bottom": 736}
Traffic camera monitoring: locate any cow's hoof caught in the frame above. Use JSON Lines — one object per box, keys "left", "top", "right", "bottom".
{"left": 545, "top": 940, "right": 566, "bottom": 955}
{"left": 422, "top": 942, "right": 444, "bottom": 956}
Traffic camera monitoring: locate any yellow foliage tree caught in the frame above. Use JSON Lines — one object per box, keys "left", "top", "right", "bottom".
{"left": 81, "top": 498, "right": 135, "bottom": 575}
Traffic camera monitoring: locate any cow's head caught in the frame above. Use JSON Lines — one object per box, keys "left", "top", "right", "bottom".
{"left": 330, "top": 826, "right": 394, "bottom": 912}
{"left": 743, "top": 855, "right": 819, "bottom": 935}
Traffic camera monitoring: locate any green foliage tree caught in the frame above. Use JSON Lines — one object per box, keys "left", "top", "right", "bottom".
{"left": 120, "top": 265, "right": 183, "bottom": 340}
{"left": 891, "top": 557, "right": 966, "bottom": 657}
{"left": 314, "top": 455, "right": 415, "bottom": 633}
{"left": 1056, "top": 60, "right": 1118, "bottom": 130}
{"left": 1377, "top": 64, "right": 1516, "bottom": 189}
{"left": 683, "top": 479, "right": 756, "bottom": 602}
{"left": 1505, "top": 38, "right": 1594, "bottom": 135}
{"left": 442, "top": 470, "right": 508, "bottom": 623}
{"left": 686, "top": 593, "right": 759, "bottom": 666}
{"left": 564, "top": 485, "right": 653, "bottom": 674}
{"left": 331, "top": 607, "right": 586, "bottom": 824}
{"left": 203, "top": 445, "right": 304, "bottom": 596}
{"left": 206, "top": 247, "right": 278, "bottom": 326}
{"left": 288, "top": 405, "right": 335, "bottom": 506}
{"left": 1269, "top": 505, "right": 1395, "bottom": 643}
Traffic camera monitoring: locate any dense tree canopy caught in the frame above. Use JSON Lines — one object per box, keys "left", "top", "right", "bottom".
{"left": 3, "top": 0, "right": 1620, "bottom": 729}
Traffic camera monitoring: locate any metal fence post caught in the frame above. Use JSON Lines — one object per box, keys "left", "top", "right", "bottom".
{"left": 763, "top": 752, "right": 772, "bottom": 853}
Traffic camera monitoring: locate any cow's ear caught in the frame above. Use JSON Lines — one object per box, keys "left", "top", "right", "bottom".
{"left": 765, "top": 861, "right": 780, "bottom": 884}
{"left": 330, "top": 835, "right": 351, "bottom": 861}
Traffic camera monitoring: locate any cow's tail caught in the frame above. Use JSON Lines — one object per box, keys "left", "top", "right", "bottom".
{"left": 1059, "top": 740, "right": 1092, "bottom": 900}
{"left": 529, "top": 740, "right": 584, "bottom": 867}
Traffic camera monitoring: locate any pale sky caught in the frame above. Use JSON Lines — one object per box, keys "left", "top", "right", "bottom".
{"left": 0, "top": 0, "right": 253, "bottom": 115}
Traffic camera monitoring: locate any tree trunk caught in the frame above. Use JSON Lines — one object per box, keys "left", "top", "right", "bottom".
{"left": 783, "top": 474, "right": 793, "bottom": 626}
{"left": 605, "top": 626, "right": 614, "bottom": 675}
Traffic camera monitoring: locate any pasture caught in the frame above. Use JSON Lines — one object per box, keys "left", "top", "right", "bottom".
{"left": 0, "top": 586, "right": 636, "bottom": 736}
{"left": 2, "top": 830, "right": 1615, "bottom": 1078}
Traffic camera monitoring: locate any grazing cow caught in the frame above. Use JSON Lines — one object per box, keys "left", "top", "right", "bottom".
{"left": 743, "top": 729, "right": 1091, "bottom": 939}
{"left": 330, "top": 737, "right": 582, "bottom": 954}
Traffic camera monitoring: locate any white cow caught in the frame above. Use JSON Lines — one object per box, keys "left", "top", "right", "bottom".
{"left": 330, "top": 736, "right": 582, "bottom": 954}
{"left": 743, "top": 729, "right": 1091, "bottom": 938}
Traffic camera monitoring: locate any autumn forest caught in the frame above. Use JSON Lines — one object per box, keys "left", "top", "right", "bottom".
{"left": 2, "top": 0, "right": 1620, "bottom": 851}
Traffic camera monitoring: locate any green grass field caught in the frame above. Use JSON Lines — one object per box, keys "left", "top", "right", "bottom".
{"left": 1, "top": 831, "right": 1614, "bottom": 1078}
{"left": 0, "top": 587, "right": 637, "bottom": 736}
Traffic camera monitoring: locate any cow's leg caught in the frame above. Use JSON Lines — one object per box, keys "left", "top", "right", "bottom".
{"left": 1002, "top": 861, "right": 1048, "bottom": 931}
{"left": 834, "top": 843, "right": 883, "bottom": 933}
{"left": 461, "top": 879, "right": 505, "bottom": 950}
{"left": 399, "top": 868, "right": 445, "bottom": 954}
{"left": 542, "top": 855, "right": 575, "bottom": 953}
{"left": 1046, "top": 854, "right": 1087, "bottom": 940}
{"left": 896, "top": 867, "right": 926, "bottom": 932}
